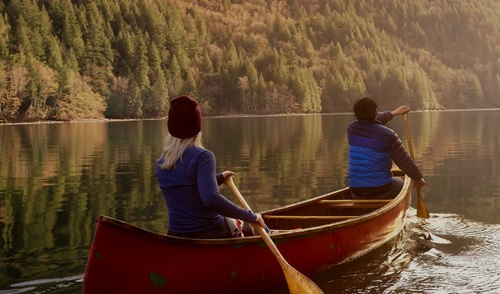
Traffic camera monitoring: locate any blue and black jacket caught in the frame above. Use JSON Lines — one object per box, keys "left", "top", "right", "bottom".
{"left": 348, "top": 111, "right": 423, "bottom": 190}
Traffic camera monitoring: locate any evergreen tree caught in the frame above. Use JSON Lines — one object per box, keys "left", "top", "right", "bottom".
{"left": 168, "top": 55, "right": 183, "bottom": 97}
{"left": 201, "top": 52, "right": 214, "bottom": 73}
{"left": 225, "top": 40, "right": 240, "bottom": 70}
{"left": 64, "top": 48, "right": 79, "bottom": 72}
{"left": 163, "top": 2, "right": 184, "bottom": 68}
{"left": 291, "top": 68, "right": 321, "bottom": 112}
{"left": 0, "top": 14, "right": 10, "bottom": 60}
{"left": 82, "top": 3, "right": 114, "bottom": 98}
{"left": 131, "top": 32, "right": 150, "bottom": 89}
{"left": 183, "top": 71, "right": 197, "bottom": 98}
{"left": 176, "top": 47, "right": 190, "bottom": 76}
{"left": 107, "top": 75, "right": 128, "bottom": 118}
{"left": 85, "top": 3, "right": 113, "bottom": 67}
{"left": 271, "top": 13, "right": 292, "bottom": 43}
{"left": 13, "top": 16, "right": 31, "bottom": 54}
{"left": 142, "top": 40, "right": 168, "bottom": 116}
{"left": 114, "top": 31, "right": 133, "bottom": 76}
{"left": 57, "top": 0, "right": 85, "bottom": 62}
{"left": 256, "top": 74, "right": 267, "bottom": 111}
{"left": 45, "top": 35, "right": 64, "bottom": 71}
{"left": 126, "top": 80, "right": 143, "bottom": 118}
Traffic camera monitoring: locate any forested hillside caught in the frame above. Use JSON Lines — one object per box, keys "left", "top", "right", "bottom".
{"left": 0, "top": 0, "right": 499, "bottom": 122}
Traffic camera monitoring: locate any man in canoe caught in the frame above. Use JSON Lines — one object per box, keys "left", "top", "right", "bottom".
{"left": 347, "top": 97, "right": 426, "bottom": 199}
{"left": 156, "top": 95, "right": 266, "bottom": 239}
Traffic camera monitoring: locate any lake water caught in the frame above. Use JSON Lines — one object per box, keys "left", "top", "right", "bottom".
{"left": 0, "top": 110, "right": 499, "bottom": 293}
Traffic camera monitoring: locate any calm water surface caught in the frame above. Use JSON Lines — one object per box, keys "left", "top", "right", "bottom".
{"left": 0, "top": 110, "right": 499, "bottom": 293}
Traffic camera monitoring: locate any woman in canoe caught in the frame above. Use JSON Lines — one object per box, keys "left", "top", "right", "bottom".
{"left": 156, "top": 95, "right": 266, "bottom": 239}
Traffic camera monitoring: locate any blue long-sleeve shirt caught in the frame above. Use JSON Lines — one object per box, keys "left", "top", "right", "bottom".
{"left": 156, "top": 145, "right": 257, "bottom": 234}
{"left": 348, "top": 111, "right": 422, "bottom": 189}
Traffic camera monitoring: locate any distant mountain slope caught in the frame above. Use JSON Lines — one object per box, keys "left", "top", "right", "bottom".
{"left": 0, "top": 0, "right": 498, "bottom": 122}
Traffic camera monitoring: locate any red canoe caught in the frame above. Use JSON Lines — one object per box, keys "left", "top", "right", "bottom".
{"left": 83, "top": 172, "right": 411, "bottom": 293}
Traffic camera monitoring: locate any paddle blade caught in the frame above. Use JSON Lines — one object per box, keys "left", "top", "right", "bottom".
{"left": 226, "top": 177, "right": 324, "bottom": 294}
{"left": 416, "top": 187, "right": 430, "bottom": 219}
{"left": 283, "top": 266, "right": 324, "bottom": 294}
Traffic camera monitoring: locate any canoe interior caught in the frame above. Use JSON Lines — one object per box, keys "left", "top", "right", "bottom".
{"left": 261, "top": 170, "right": 406, "bottom": 230}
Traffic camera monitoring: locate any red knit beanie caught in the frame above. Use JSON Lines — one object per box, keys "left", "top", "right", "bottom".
{"left": 167, "top": 96, "right": 202, "bottom": 139}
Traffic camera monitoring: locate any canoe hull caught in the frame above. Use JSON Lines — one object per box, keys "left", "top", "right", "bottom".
{"left": 83, "top": 176, "right": 411, "bottom": 293}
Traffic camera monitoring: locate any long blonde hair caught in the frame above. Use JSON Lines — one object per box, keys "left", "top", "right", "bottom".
{"left": 160, "top": 132, "right": 204, "bottom": 170}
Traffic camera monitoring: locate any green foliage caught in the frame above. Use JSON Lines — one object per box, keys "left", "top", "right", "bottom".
{"left": 1, "top": 0, "right": 500, "bottom": 121}
{"left": 53, "top": 69, "right": 105, "bottom": 120}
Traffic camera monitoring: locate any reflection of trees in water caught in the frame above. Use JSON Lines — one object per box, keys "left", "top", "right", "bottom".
{"left": 411, "top": 110, "right": 500, "bottom": 224}
{"left": 206, "top": 114, "right": 351, "bottom": 212}
{"left": 0, "top": 121, "right": 167, "bottom": 287}
{"left": 1, "top": 111, "right": 500, "bottom": 288}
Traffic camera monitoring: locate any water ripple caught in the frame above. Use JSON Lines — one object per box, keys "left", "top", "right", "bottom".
{"left": 387, "top": 211, "right": 500, "bottom": 293}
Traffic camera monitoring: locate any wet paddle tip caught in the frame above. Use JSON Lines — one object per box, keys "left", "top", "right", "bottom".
{"left": 285, "top": 271, "right": 324, "bottom": 294}
{"left": 417, "top": 200, "right": 430, "bottom": 218}
{"left": 417, "top": 210, "right": 430, "bottom": 219}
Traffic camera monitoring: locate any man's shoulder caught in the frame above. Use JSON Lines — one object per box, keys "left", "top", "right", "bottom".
{"left": 349, "top": 120, "right": 397, "bottom": 139}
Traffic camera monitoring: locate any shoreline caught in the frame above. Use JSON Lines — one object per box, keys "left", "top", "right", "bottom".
{"left": 2, "top": 108, "right": 500, "bottom": 126}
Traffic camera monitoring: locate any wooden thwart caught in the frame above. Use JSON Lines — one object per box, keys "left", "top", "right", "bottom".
{"left": 263, "top": 215, "right": 357, "bottom": 220}
{"left": 318, "top": 199, "right": 391, "bottom": 208}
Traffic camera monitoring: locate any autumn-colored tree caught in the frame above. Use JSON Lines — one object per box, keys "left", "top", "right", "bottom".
{"left": 0, "top": 0, "right": 499, "bottom": 122}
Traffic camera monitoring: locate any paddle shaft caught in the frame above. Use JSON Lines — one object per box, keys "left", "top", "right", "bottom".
{"left": 225, "top": 177, "right": 324, "bottom": 294}
{"left": 226, "top": 181, "right": 285, "bottom": 258}
{"left": 402, "top": 113, "right": 430, "bottom": 218}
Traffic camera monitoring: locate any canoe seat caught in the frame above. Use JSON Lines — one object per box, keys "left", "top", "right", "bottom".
{"left": 262, "top": 214, "right": 357, "bottom": 229}
{"left": 318, "top": 199, "right": 391, "bottom": 209}
{"left": 263, "top": 215, "right": 357, "bottom": 220}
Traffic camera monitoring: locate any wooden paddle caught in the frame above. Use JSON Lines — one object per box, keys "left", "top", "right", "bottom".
{"left": 402, "top": 112, "right": 430, "bottom": 218}
{"left": 225, "top": 176, "right": 324, "bottom": 294}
